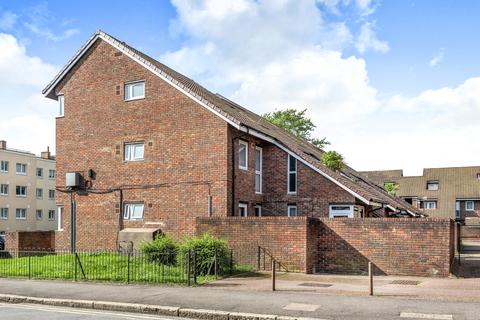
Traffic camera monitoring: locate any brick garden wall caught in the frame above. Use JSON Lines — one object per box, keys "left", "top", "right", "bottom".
{"left": 460, "top": 225, "right": 480, "bottom": 238}
{"left": 195, "top": 217, "right": 312, "bottom": 272}
{"left": 4, "top": 231, "right": 55, "bottom": 251}
{"left": 316, "top": 218, "right": 454, "bottom": 277}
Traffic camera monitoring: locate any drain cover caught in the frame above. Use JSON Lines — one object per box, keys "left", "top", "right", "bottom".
{"left": 390, "top": 280, "right": 421, "bottom": 285}
{"left": 299, "top": 282, "right": 333, "bottom": 288}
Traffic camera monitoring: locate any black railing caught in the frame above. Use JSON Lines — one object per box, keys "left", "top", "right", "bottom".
{"left": 0, "top": 249, "right": 196, "bottom": 285}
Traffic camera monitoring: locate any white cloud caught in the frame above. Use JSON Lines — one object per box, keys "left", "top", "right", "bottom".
{"left": 429, "top": 48, "right": 445, "bottom": 67}
{"left": 355, "top": 21, "right": 389, "bottom": 53}
{"left": 0, "top": 11, "right": 18, "bottom": 30}
{"left": 0, "top": 33, "right": 57, "bottom": 155}
{"left": 163, "top": 0, "right": 480, "bottom": 173}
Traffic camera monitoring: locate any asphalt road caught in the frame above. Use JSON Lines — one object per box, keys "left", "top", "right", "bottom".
{"left": 0, "top": 303, "right": 188, "bottom": 320}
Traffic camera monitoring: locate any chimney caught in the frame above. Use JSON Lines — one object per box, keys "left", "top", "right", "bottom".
{"left": 41, "top": 146, "right": 51, "bottom": 159}
{"left": 0, "top": 140, "right": 6, "bottom": 150}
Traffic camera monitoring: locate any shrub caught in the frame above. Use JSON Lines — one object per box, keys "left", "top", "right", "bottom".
{"left": 140, "top": 235, "right": 178, "bottom": 265}
{"left": 180, "top": 233, "right": 231, "bottom": 275}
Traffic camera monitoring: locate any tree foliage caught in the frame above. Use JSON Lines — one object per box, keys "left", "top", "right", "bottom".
{"left": 263, "top": 108, "right": 330, "bottom": 149}
{"left": 384, "top": 182, "right": 398, "bottom": 196}
{"left": 321, "top": 151, "right": 344, "bottom": 171}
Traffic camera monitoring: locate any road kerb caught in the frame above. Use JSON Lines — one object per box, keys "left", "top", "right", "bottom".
{"left": 0, "top": 293, "right": 325, "bottom": 320}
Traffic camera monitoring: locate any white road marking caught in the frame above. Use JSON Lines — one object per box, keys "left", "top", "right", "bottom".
{"left": 400, "top": 312, "right": 454, "bottom": 320}
{"left": 283, "top": 302, "right": 320, "bottom": 312}
{"left": 0, "top": 303, "right": 172, "bottom": 319}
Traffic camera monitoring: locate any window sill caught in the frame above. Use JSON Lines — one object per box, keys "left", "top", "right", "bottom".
{"left": 55, "top": 116, "right": 65, "bottom": 119}
{"left": 16, "top": 195, "right": 27, "bottom": 198}
{"left": 16, "top": 173, "right": 27, "bottom": 176}
{"left": 124, "top": 97, "right": 145, "bottom": 102}
{"left": 239, "top": 166, "right": 248, "bottom": 171}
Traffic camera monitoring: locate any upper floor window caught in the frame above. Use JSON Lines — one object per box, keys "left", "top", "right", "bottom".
{"left": 36, "top": 168, "right": 43, "bottom": 178}
{"left": 287, "top": 155, "right": 297, "bottom": 194}
{"left": 123, "top": 203, "right": 144, "bottom": 220}
{"left": 124, "top": 142, "right": 144, "bottom": 161}
{"left": 0, "top": 184, "right": 8, "bottom": 196}
{"left": 239, "top": 140, "right": 248, "bottom": 170}
{"left": 255, "top": 147, "right": 262, "bottom": 194}
{"left": 287, "top": 204, "right": 298, "bottom": 217}
{"left": 16, "top": 163, "right": 27, "bottom": 175}
{"left": 0, "top": 208, "right": 8, "bottom": 220}
{"left": 58, "top": 95, "right": 64, "bottom": 117}
{"left": 424, "top": 201, "right": 437, "bottom": 209}
{"left": 48, "top": 210, "right": 55, "bottom": 220}
{"left": 238, "top": 202, "right": 248, "bottom": 217}
{"left": 124, "top": 81, "right": 145, "bottom": 101}
{"left": 36, "top": 188, "right": 43, "bottom": 199}
{"left": 16, "top": 208, "right": 27, "bottom": 220}
{"left": 329, "top": 205, "right": 354, "bottom": 218}
{"left": 16, "top": 186, "right": 27, "bottom": 197}
{"left": 36, "top": 210, "right": 43, "bottom": 220}
{"left": 466, "top": 201, "right": 475, "bottom": 211}
{"left": 1, "top": 160, "right": 9, "bottom": 172}
{"left": 456, "top": 201, "right": 461, "bottom": 219}
{"left": 48, "top": 189, "right": 55, "bottom": 200}
{"left": 48, "top": 169, "right": 56, "bottom": 179}
{"left": 426, "top": 180, "right": 439, "bottom": 191}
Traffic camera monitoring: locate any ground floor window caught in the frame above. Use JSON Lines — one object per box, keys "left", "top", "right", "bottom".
{"left": 466, "top": 201, "right": 475, "bottom": 211}
{"left": 239, "top": 203, "right": 248, "bottom": 217}
{"left": 329, "top": 205, "right": 354, "bottom": 218}
{"left": 123, "top": 203, "right": 144, "bottom": 220}
{"left": 254, "top": 205, "right": 262, "bottom": 217}
{"left": 424, "top": 201, "right": 437, "bottom": 210}
{"left": 287, "top": 204, "right": 298, "bottom": 217}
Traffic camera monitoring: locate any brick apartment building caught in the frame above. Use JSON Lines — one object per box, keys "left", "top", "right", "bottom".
{"left": 42, "top": 30, "right": 421, "bottom": 251}
{"left": 362, "top": 167, "right": 480, "bottom": 223}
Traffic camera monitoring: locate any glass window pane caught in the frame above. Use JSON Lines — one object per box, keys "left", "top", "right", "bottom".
{"left": 289, "top": 173, "right": 296, "bottom": 192}
{"left": 132, "top": 204, "right": 144, "bottom": 219}
{"left": 289, "top": 155, "right": 296, "bottom": 172}
{"left": 132, "top": 83, "right": 144, "bottom": 98}
{"left": 239, "top": 144, "right": 247, "bottom": 168}
{"left": 134, "top": 144, "right": 144, "bottom": 159}
{"left": 255, "top": 174, "right": 261, "bottom": 193}
{"left": 255, "top": 149, "right": 261, "bottom": 171}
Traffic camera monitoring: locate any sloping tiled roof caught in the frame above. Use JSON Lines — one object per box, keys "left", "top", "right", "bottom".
{"left": 362, "top": 167, "right": 480, "bottom": 218}
{"left": 43, "top": 30, "right": 421, "bottom": 215}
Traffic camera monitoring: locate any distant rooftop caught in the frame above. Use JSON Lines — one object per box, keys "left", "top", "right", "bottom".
{"left": 0, "top": 140, "right": 54, "bottom": 160}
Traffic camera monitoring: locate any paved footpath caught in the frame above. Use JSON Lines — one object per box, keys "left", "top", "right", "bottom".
{"left": 0, "top": 277, "right": 480, "bottom": 320}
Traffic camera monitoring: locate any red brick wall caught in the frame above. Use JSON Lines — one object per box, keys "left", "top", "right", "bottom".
{"left": 195, "top": 216, "right": 311, "bottom": 272}
{"left": 316, "top": 218, "right": 454, "bottom": 277}
{"left": 461, "top": 225, "right": 480, "bottom": 238}
{"left": 54, "top": 39, "right": 230, "bottom": 250}
{"left": 228, "top": 127, "right": 357, "bottom": 218}
{"left": 4, "top": 231, "right": 55, "bottom": 251}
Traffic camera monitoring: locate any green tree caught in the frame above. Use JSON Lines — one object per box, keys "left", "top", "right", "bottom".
{"left": 321, "top": 151, "right": 344, "bottom": 171}
{"left": 384, "top": 182, "right": 398, "bottom": 196}
{"left": 263, "top": 108, "right": 330, "bottom": 149}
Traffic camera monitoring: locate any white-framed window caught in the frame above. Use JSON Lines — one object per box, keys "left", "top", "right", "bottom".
{"left": 239, "top": 140, "right": 248, "bottom": 170}
{"left": 255, "top": 146, "right": 262, "bottom": 193}
{"left": 36, "top": 168, "right": 43, "bottom": 178}
{"left": 124, "top": 142, "right": 144, "bottom": 161}
{"left": 426, "top": 180, "right": 439, "bottom": 191}
{"left": 123, "top": 203, "right": 144, "bottom": 220}
{"left": 48, "top": 210, "right": 55, "bottom": 220}
{"left": 124, "top": 81, "right": 145, "bottom": 101}
{"left": 287, "top": 154, "right": 297, "bottom": 194}
{"left": 0, "top": 184, "right": 8, "bottom": 196}
{"left": 58, "top": 95, "right": 64, "bottom": 117}
{"left": 48, "top": 169, "right": 56, "bottom": 179}
{"left": 36, "top": 188, "right": 43, "bottom": 199}
{"left": 238, "top": 202, "right": 248, "bottom": 217}
{"left": 16, "top": 185, "right": 27, "bottom": 197}
{"left": 254, "top": 205, "right": 262, "bottom": 217}
{"left": 48, "top": 189, "right": 55, "bottom": 200}
{"left": 466, "top": 201, "right": 475, "bottom": 211}
{"left": 287, "top": 205, "right": 298, "bottom": 217}
{"left": 329, "top": 205, "right": 354, "bottom": 218}
{"left": 16, "top": 163, "right": 27, "bottom": 175}
{"left": 424, "top": 201, "right": 437, "bottom": 209}
{"left": 0, "top": 160, "right": 8, "bottom": 172}
{"left": 36, "top": 209, "right": 43, "bottom": 220}
{"left": 456, "top": 201, "right": 461, "bottom": 219}
{"left": 57, "top": 206, "right": 64, "bottom": 231}
{"left": 16, "top": 208, "right": 27, "bottom": 220}
{"left": 0, "top": 208, "right": 8, "bottom": 220}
